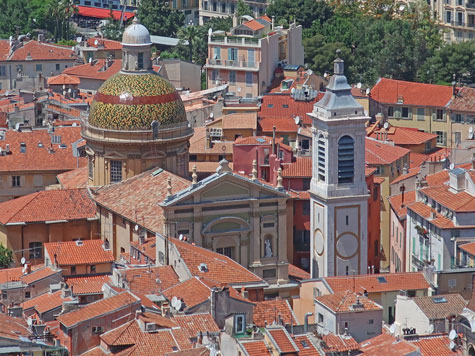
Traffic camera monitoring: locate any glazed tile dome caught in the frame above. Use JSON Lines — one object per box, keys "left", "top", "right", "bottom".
{"left": 88, "top": 72, "right": 187, "bottom": 130}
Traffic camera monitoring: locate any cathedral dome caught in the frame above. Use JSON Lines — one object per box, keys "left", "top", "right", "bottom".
{"left": 88, "top": 72, "right": 187, "bottom": 130}
{"left": 122, "top": 17, "right": 152, "bottom": 46}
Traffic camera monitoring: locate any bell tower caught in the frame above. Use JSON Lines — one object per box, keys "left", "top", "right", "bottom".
{"left": 308, "top": 54, "right": 369, "bottom": 277}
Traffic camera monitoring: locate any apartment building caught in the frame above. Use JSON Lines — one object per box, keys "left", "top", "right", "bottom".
{"left": 428, "top": 0, "right": 475, "bottom": 42}
{"left": 198, "top": 0, "right": 268, "bottom": 25}
{"left": 205, "top": 17, "right": 304, "bottom": 98}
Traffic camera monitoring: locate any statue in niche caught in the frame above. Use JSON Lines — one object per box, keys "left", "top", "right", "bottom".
{"left": 264, "top": 238, "right": 273, "bottom": 258}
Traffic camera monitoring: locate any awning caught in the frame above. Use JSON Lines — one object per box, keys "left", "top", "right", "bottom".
{"left": 76, "top": 6, "right": 134, "bottom": 21}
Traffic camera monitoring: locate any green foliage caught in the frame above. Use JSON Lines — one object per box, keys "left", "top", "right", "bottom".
{"left": 236, "top": 0, "right": 253, "bottom": 18}
{"left": 56, "top": 39, "right": 77, "bottom": 46}
{"left": 0, "top": 0, "right": 31, "bottom": 38}
{"left": 0, "top": 244, "right": 13, "bottom": 269}
{"left": 138, "top": 0, "right": 185, "bottom": 37}
{"left": 102, "top": 10, "right": 123, "bottom": 41}
{"left": 267, "top": 0, "right": 333, "bottom": 29}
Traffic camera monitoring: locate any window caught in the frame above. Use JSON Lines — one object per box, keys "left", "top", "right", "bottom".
{"left": 16, "top": 64, "right": 22, "bottom": 74}
{"left": 212, "top": 2, "right": 217, "bottom": 11}
{"left": 435, "top": 131, "right": 447, "bottom": 145}
{"left": 234, "top": 314, "right": 245, "bottom": 334}
{"left": 338, "top": 136, "right": 354, "bottom": 183}
{"left": 0, "top": 66, "right": 6, "bottom": 76}
{"left": 71, "top": 266, "right": 76, "bottom": 274}
{"left": 172, "top": 0, "right": 177, "bottom": 8}
{"left": 318, "top": 313, "right": 324, "bottom": 323}
{"left": 213, "top": 47, "right": 221, "bottom": 60}
{"left": 221, "top": 3, "right": 225, "bottom": 12}
{"left": 446, "top": 10, "right": 452, "bottom": 23}
{"left": 317, "top": 134, "right": 326, "bottom": 181}
{"left": 88, "top": 156, "right": 94, "bottom": 179}
{"left": 453, "top": 114, "right": 464, "bottom": 123}
{"left": 302, "top": 178, "right": 311, "bottom": 191}
{"left": 110, "top": 160, "right": 122, "bottom": 183}
{"left": 29, "top": 242, "right": 42, "bottom": 259}
{"left": 12, "top": 176, "right": 21, "bottom": 187}
{"left": 217, "top": 246, "right": 234, "bottom": 259}
{"left": 229, "top": 70, "right": 236, "bottom": 84}
{"left": 246, "top": 72, "right": 253, "bottom": 86}
{"left": 436, "top": 109, "right": 444, "bottom": 121}
{"left": 248, "top": 49, "right": 255, "bottom": 65}
{"left": 20, "top": 142, "right": 26, "bottom": 153}
{"left": 228, "top": 47, "right": 238, "bottom": 61}
{"left": 388, "top": 106, "right": 394, "bottom": 117}
{"left": 92, "top": 326, "right": 103, "bottom": 334}
{"left": 137, "top": 52, "right": 144, "bottom": 69}
{"left": 263, "top": 269, "right": 277, "bottom": 278}
{"left": 36, "top": 64, "right": 42, "bottom": 72}
{"left": 231, "top": 3, "right": 235, "bottom": 12}
{"left": 90, "top": 265, "right": 96, "bottom": 273}
{"left": 33, "top": 175, "right": 43, "bottom": 187}
{"left": 402, "top": 107, "right": 409, "bottom": 118}
{"left": 212, "top": 69, "right": 218, "bottom": 81}
{"left": 55, "top": 63, "right": 60, "bottom": 71}
{"left": 25, "top": 291, "right": 31, "bottom": 299}
{"left": 417, "top": 108, "right": 425, "bottom": 120}
{"left": 369, "top": 319, "right": 374, "bottom": 324}
{"left": 346, "top": 215, "right": 349, "bottom": 225}
{"left": 455, "top": 132, "right": 461, "bottom": 145}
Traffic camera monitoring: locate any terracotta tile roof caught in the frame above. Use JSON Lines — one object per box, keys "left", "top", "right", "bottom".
{"left": 57, "top": 291, "right": 140, "bottom": 328}
{"left": 365, "top": 138, "right": 410, "bottom": 165}
{"left": 370, "top": 78, "right": 453, "bottom": 107}
{"left": 0, "top": 126, "right": 86, "bottom": 172}
{"left": 259, "top": 15, "right": 272, "bottom": 22}
{"left": 413, "top": 294, "right": 467, "bottom": 320}
{"left": 130, "top": 237, "right": 157, "bottom": 263}
{"left": 259, "top": 117, "right": 299, "bottom": 133}
{"left": 368, "top": 127, "right": 437, "bottom": 145}
{"left": 266, "top": 326, "right": 300, "bottom": 353}
{"left": 47, "top": 74, "right": 80, "bottom": 86}
{"left": 123, "top": 266, "right": 179, "bottom": 295}
{"left": 315, "top": 291, "right": 382, "bottom": 313}
{"left": 324, "top": 272, "right": 430, "bottom": 294}
{"left": 288, "top": 263, "right": 310, "bottom": 280}
{"left": 409, "top": 334, "right": 464, "bottom": 356}
{"left": 0, "top": 313, "right": 30, "bottom": 342}
{"left": 240, "top": 340, "right": 272, "bottom": 356}
{"left": 359, "top": 333, "right": 419, "bottom": 355}
{"left": 421, "top": 184, "right": 475, "bottom": 212}
{"left": 171, "top": 238, "right": 264, "bottom": 286}
{"left": 44, "top": 239, "right": 114, "bottom": 266}
{"left": 0, "top": 40, "right": 76, "bottom": 62}
{"left": 0, "top": 264, "right": 43, "bottom": 285}
{"left": 189, "top": 126, "right": 234, "bottom": 155}
{"left": 409, "top": 149, "right": 450, "bottom": 168}
{"left": 391, "top": 167, "right": 421, "bottom": 184}
{"left": 162, "top": 276, "right": 212, "bottom": 309}
{"left": 86, "top": 37, "right": 122, "bottom": 50}
{"left": 448, "top": 86, "right": 475, "bottom": 113}
{"left": 91, "top": 169, "right": 191, "bottom": 233}
{"left": 243, "top": 19, "right": 266, "bottom": 31}
{"left": 65, "top": 275, "right": 112, "bottom": 295}
{"left": 172, "top": 313, "right": 220, "bottom": 338}
{"left": 459, "top": 242, "right": 475, "bottom": 256}
{"left": 365, "top": 167, "right": 377, "bottom": 177}
{"left": 388, "top": 191, "right": 416, "bottom": 219}
{"left": 321, "top": 333, "right": 359, "bottom": 353}
{"left": 209, "top": 112, "right": 257, "bottom": 130}
{"left": 426, "top": 169, "right": 450, "bottom": 186}
{"left": 20, "top": 266, "right": 59, "bottom": 285}
{"left": 253, "top": 299, "right": 298, "bottom": 327}
{"left": 281, "top": 157, "right": 312, "bottom": 178}
{"left": 62, "top": 59, "right": 122, "bottom": 81}
{"left": 22, "top": 290, "right": 72, "bottom": 314}
{"left": 293, "top": 334, "right": 320, "bottom": 355}
{"left": 57, "top": 166, "right": 88, "bottom": 189}
{"left": 233, "top": 135, "right": 290, "bottom": 149}
{"left": 0, "top": 188, "right": 96, "bottom": 225}
{"left": 406, "top": 201, "right": 456, "bottom": 229}
{"left": 260, "top": 93, "right": 323, "bottom": 126}
{"left": 165, "top": 347, "right": 210, "bottom": 356}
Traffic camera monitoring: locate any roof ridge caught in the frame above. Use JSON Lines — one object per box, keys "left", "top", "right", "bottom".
{"left": 5, "top": 191, "right": 41, "bottom": 224}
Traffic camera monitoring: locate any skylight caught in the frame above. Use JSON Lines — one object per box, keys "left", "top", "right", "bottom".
{"left": 432, "top": 297, "right": 448, "bottom": 303}
{"left": 377, "top": 276, "right": 387, "bottom": 283}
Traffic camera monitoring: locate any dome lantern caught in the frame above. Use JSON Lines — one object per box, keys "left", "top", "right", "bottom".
{"left": 121, "top": 15, "right": 153, "bottom": 72}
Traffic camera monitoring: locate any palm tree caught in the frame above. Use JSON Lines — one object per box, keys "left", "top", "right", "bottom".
{"left": 178, "top": 23, "right": 201, "bottom": 62}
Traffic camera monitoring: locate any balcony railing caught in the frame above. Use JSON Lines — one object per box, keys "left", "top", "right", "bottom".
{"left": 207, "top": 59, "right": 258, "bottom": 69}
{"left": 450, "top": 20, "right": 466, "bottom": 26}
{"left": 209, "top": 36, "right": 260, "bottom": 46}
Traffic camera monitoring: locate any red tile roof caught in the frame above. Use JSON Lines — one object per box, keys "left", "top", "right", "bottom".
{"left": 0, "top": 126, "right": 86, "bottom": 172}
{"left": 172, "top": 238, "right": 264, "bottom": 286}
{"left": 57, "top": 291, "right": 140, "bottom": 328}
{"left": 44, "top": 239, "right": 114, "bottom": 266}
{"left": 57, "top": 166, "right": 88, "bottom": 189}
{"left": 86, "top": 37, "right": 122, "bottom": 50}
{"left": 210, "top": 112, "right": 257, "bottom": 130}
{"left": 129, "top": 237, "right": 157, "bottom": 264}
{"left": 22, "top": 290, "right": 72, "bottom": 314}
{"left": 20, "top": 266, "right": 59, "bottom": 285}
{"left": 365, "top": 138, "right": 410, "bottom": 165}
{"left": 259, "top": 117, "right": 299, "bottom": 133}
{"left": 409, "top": 149, "right": 450, "bottom": 168}
{"left": 324, "top": 272, "right": 430, "bottom": 294}
{"left": 76, "top": 6, "right": 134, "bottom": 21}
{"left": 407, "top": 201, "right": 456, "bottom": 229}
{"left": 421, "top": 184, "right": 475, "bottom": 212}
{"left": 288, "top": 263, "right": 310, "bottom": 280}
{"left": 0, "top": 313, "right": 30, "bottom": 342}
{"left": 315, "top": 291, "right": 383, "bottom": 313}
{"left": 253, "top": 299, "right": 298, "bottom": 327}
{"left": 368, "top": 126, "right": 437, "bottom": 145}
{"left": 123, "top": 266, "right": 179, "bottom": 295}
{"left": 260, "top": 93, "right": 323, "bottom": 125}
{"left": 391, "top": 167, "right": 421, "bottom": 184}
{"left": 267, "top": 327, "right": 300, "bottom": 353}
{"left": 241, "top": 340, "right": 272, "bottom": 356}
{"left": 448, "top": 86, "right": 475, "bottom": 113}
{"left": 162, "top": 276, "right": 212, "bottom": 309}
{"left": 259, "top": 15, "right": 272, "bottom": 22}
{"left": 172, "top": 313, "right": 220, "bottom": 338}
{"left": 65, "top": 275, "right": 112, "bottom": 295}
{"left": 63, "top": 59, "right": 122, "bottom": 81}
{"left": 388, "top": 191, "right": 416, "bottom": 219}
{"left": 189, "top": 126, "right": 234, "bottom": 155}
{"left": 321, "top": 333, "right": 360, "bottom": 353}
{"left": 91, "top": 169, "right": 190, "bottom": 233}
{"left": 243, "top": 19, "right": 266, "bottom": 31}
{"left": 370, "top": 78, "right": 453, "bottom": 107}
{"left": 359, "top": 333, "right": 419, "bottom": 355}
{"left": 409, "top": 334, "right": 464, "bottom": 356}
{"left": 0, "top": 40, "right": 76, "bottom": 62}
{"left": 281, "top": 157, "right": 312, "bottom": 178}
{"left": 0, "top": 188, "right": 96, "bottom": 225}
{"left": 47, "top": 74, "right": 80, "bottom": 86}
{"left": 459, "top": 242, "right": 475, "bottom": 256}
{"left": 413, "top": 294, "right": 467, "bottom": 320}
{"left": 0, "top": 264, "right": 43, "bottom": 284}
{"left": 293, "top": 334, "right": 320, "bottom": 355}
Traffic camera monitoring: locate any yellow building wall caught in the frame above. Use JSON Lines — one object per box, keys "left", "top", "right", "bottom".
{"left": 0, "top": 171, "right": 64, "bottom": 202}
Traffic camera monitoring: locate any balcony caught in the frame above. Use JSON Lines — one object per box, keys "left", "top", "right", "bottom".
{"left": 450, "top": 20, "right": 466, "bottom": 27}
{"left": 206, "top": 58, "right": 259, "bottom": 70}
{"left": 208, "top": 36, "right": 260, "bottom": 47}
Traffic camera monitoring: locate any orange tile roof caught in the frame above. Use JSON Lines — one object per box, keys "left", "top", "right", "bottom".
{"left": 293, "top": 334, "right": 320, "bottom": 355}
{"left": 421, "top": 184, "right": 475, "bottom": 212}
{"left": 65, "top": 275, "right": 112, "bottom": 295}
{"left": 172, "top": 313, "right": 220, "bottom": 338}
{"left": 259, "top": 117, "right": 299, "bottom": 133}
{"left": 20, "top": 266, "right": 59, "bottom": 285}
{"left": 172, "top": 238, "right": 264, "bottom": 286}
{"left": 123, "top": 266, "right": 179, "bottom": 295}
{"left": 315, "top": 291, "right": 382, "bottom": 313}
{"left": 188, "top": 161, "right": 234, "bottom": 174}
{"left": 0, "top": 264, "right": 43, "bottom": 285}
{"left": 130, "top": 237, "right": 157, "bottom": 263}
{"left": 321, "top": 333, "right": 359, "bottom": 353}
{"left": 388, "top": 191, "right": 416, "bottom": 219}
{"left": 409, "top": 334, "right": 464, "bottom": 356}
{"left": 448, "top": 86, "right": 475, "bottom": 113}
{"left": 281, "top": 157, "right": 312, "bottom": 178}
{"left": 47, "top": 73, "right": 80, "bottom": 86}
{"left": 406, "top": 201, "right": 456, "bottom": 229}
{"left": 241, "top": 340, "right": 272, "bottom": 356}
{"left": 370, "top": 78, "right": 453, "bottom": 107}
{"left": 324, "top": 272, "right": 430, "bottom": 294}
{"left": 91, "top": 169, "right": 190, "bottom": 233}
{"left": 426, "top": 170, "right": 450, "bottom": 186}
{"left": 57, "top": 166, "right": 88, "bottom": 189}
{"left": 391, "top": 167, "right": 420, "bottom": 184}
{"left": 86, "top": 37, "right": 122, "bottom": 50}
{"left": 243, "top": 19, "right": 265, "bottom": 31}
{"left": 0, "top": 40, "right": 76, "bottom": 62}
{"left": 288, "top": 263, "right": 310, "bottom": 280}
{"left": 260, "top": 93, "right": 323, "bottom": 126}
{"left": 267, "top": 327, "right": 300, "bottom": 353}
{"left": 368, "top": 127, "right": 437, "bottom": 145}
{"left": 22, "top": 290, "right": 72, "bottom": 314}
{"left": 0, "top": 126, "right": 86, "bottom": 172}
{"left": 57, "top": 291, "right": 140, "bottom": 328}
{"left": 210, "top": 112, "right": 257, "bottom": 130}
{"left": 62, "top": 59, "right": 122, "bottom": 81}
{"left": 259, "top": 15, "right": 272, "bottom": 22}
{"left": 409, "top": 149, "right": 450, "bottom": 168}
{"left": 253, "top": 299, "right": 298, "bottom": 327}
{"left": 0, "top": 188, "right": 96, "bottom": 225}
{"left": 189, "top": 126, "right": 234, "bottom": 155}
{"left": 44, "top": 239, "right": 114, "bottom": 266}
{"left": 359, "top": 333, "right": 419, "bottom": 355}
{"left": 459, "top": 242, "right": 475, "bottom": 256}
{"left": 0, "top": 313, "right": 30, "bottom": 342}
{"left": 162, "top": 276, "right": 212, "bottom": 309}
{"left": 365, "top": 138, "right": 410, "bottom": 165}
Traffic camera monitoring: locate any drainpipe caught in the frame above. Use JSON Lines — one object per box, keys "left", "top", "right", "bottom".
{"left": 304, "top": 312, "right": 313, "bottom": 333}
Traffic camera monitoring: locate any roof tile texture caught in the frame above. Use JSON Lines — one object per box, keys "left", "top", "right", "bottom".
{"left": 253, "top": 299, "right": 297, "bottom": 327}
{"left": 413, "top": 294, "right": 467, "bottom": 320}
{"left": 365, "top": 138, "right": 410, "bottom": 165}
{"left": 44, "top": 239, "right": 114, "bottom": 266}
{"left": 315, "top": 291, "right": 382, "bottom": 313}
{"left": 123, "top": 266, "right": 179, "bottom": 295}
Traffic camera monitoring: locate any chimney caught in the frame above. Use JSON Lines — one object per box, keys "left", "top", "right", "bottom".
{"left": 232, "top": 13, "right": 238, "bottom": 28}
{"left": 452, "top": 80, "right": 458, "bottom": 98}
{"left": 375, "top": 113, "right": 384, "bottom": 123}
{"left": 271, "top": 16, "right": 275, "bottom": 30}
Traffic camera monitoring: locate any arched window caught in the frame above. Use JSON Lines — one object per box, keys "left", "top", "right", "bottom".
{"left": 338, "top": 135, "right": 354, "bottom": 183}
{"left": 317, "top": 135, "right": 326, "bottom": 181}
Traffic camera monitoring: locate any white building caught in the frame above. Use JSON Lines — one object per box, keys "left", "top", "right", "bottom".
{"left": 308, "top": 57, "right": 369, "bottom": 277}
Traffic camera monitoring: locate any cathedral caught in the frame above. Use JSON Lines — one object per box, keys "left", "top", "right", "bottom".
{"left": 308, "top": 55, "right": 369, "bottom": 278}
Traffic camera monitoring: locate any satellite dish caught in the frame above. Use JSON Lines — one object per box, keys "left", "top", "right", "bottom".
{"left": 449, "top": 329, "right": 457, "bottom": 340}
{"left": 383, "top": 122, "right": 389, "bottom": 129}
{"left": 20, "top": 257, "right": 26, "bottom": 265}
{"left": 450, "top": 163, "right": 455, "bottom": 170}
{"left": 389, "top": 324, "right": 396, "bottom": 335}
{"left": 366, "top": 88, "right": 370, "bottom": 95}
{"left": 175, "top": 299, "right": 182, "bottom": 311}
{"left": 469, "top": 132, "right": 474, "bottom": 140}
{"left": 357, "top": 82, "right": 362, "bottom": 89}
{"left": 71, "top": 46, "right": 74, "bottom": 51}
{"left": 134, "top": 224, "right": 139, "bottom": 231}
{"left": 449, "top": 341, "right": 456, "bottom": 350}
{"left": 322, "top": 328, "right": 329, "bottom": 335}
{"left": 171, "top": 296, "right": 178, "bottom": 308}
{"left": 179, "top": 234, "right": 184, "bottom": 241}
{"left": 94, "top": 39, "right": 99, "bottom": 46}
{"left": 294, "top": 116, "right": 301, "bottom": 125}
{"left": 208, "top": 28, "right": 213, "bottom": 36}
{"left": 27, "top": 317, "right": 33, "bottom": 326}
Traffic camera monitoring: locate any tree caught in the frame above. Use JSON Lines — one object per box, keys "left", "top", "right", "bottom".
{"left": 236, "top": 0, "right": 253, "bottom": 18}
{"left": 102, "top": 9, "right": 123, "bottom": 41}
{"left": 177, "top": 25, "right": 201, "bottom": 62}
{"left": 0, "top": 0, "right": 31, "bottom": 38}
{"left": 267, "top": 0, "right": 333, "bottom": 29}
{"left": 138, "top": 0, "right": 185, "bottom": 37}
{"left": 0, "top": 244, "right": 13, "bottom": 269}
